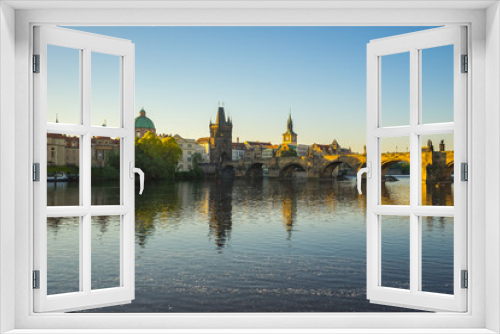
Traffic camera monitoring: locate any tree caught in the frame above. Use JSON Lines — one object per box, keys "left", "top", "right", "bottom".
{"left": 135, "top": 132, "right": 182, "bottom": 180}
{"left": 191, "top": 152, "right": 203, "bottom": 168}
{"left": 280, "top": 148, "right": 298, "bottom": 157}
{"left": 190, "top": 152, "right": 204, "bottom": 179}
{"left": 108, "top": 149, "right": 120, "bottom": 170}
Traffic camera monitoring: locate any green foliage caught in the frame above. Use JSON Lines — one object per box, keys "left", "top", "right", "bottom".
{"left": 108, "top": 150, "right": 120, "bottom": 170}
{"left": 401, "top": 163, "right": 410, "bottom": 175}
{"left": 388, "top": 162, "right": 410, "bottom": 175}
{"left": 175, "top": 152, "right": 204, "bottom": 180}
{"left": 280, "top": 148, "right": 298, "bottom": 157}
{"left": 191, "top": 152, "right": 203, "bottom": 167}
{"left": 91, "top": 165, "right": 120, "bottom": 181}
{"left": 47, "top": 165, "right": 79, "bottom": 175}
{"left": 135, "top": 132, "right": 182, "bottom": 180}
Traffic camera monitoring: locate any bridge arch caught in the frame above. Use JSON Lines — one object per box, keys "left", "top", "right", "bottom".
{"left": 444, "top": 162, "right": 454, "bottom": 181}
{"left": 246, "top": 162, "right": 266, "bottom": 178}
{"left": 321, "top": 161, "right": 352, "bottom": 178}
{"left": 320, "top": 156, "right": 364, "bottom": 179}
{"left": 381, "top": 154, "right": 410, "bottom": 180}
{"left": 279, "top": 163, "right": 306, "bottom": 179}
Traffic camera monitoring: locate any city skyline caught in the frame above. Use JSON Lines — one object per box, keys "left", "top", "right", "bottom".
{"left": 48, "top": 26, "right": 454, "bottom": 152}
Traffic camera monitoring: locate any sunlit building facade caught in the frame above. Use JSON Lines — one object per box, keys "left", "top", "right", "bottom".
{"left": 174, "top": 134, "right": 209, "bottom": 171}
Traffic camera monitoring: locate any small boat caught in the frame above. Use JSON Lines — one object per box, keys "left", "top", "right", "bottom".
{"left": 47, "top": 172, "right": 69, "bottom": 182}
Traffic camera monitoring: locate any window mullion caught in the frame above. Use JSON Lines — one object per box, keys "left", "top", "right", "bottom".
{"left": 82, "top": 47, "right": 92, "bottom": 295}
{"left": 409, "top": 47, "right": 420, "bottom": 294}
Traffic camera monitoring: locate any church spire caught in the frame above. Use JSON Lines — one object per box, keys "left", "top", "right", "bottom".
{"left": 287, "top": 110, "right": 293, "bottom": 133}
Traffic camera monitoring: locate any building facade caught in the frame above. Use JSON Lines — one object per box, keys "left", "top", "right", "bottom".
{"left": 244, "top": 141, "right": 273, "bottom": 160}
{"left": 47, "top": 134, "right": 120, "bottom": 168}
{"left": 232, "top": 142, "right": 246, "bottom": 161}
{"left": 47, "top": 134, "right": 78, "bottom": 166}
{"left": 209, "top": 105, "right": 233, "bottom": 164}
{"left": 91, "top": 136, "right": 120, "bottom": 167}
{"left": 311, "top": 140, "right": 351, "bottom": 156}
{"left": 196, "top": 137, "right": 211, "bottom": 156}
{"left": 174, "top": 134, "right": 209, "bottom": 171}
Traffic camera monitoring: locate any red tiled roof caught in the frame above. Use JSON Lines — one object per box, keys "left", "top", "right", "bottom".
{"left": 232, "top": 143, "right": 246, "bottom": 150}
{"left": 245, "top": 141, "right": 272, "bottom": 147}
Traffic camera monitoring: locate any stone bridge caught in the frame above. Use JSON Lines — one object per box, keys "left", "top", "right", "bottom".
{"left": 220, "top": 151, "right": 454, "bottom": 182}
{"left": 222, "top": 154, "right": 366, "bottom": 179}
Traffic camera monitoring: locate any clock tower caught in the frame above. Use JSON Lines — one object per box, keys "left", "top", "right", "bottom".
{"left": 282, "top": 112, "right": 297, "bottom": 145}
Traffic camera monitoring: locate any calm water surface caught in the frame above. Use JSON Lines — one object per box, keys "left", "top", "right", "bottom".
{"left": 46, "top": 176, "right": 454, "bottom": 312}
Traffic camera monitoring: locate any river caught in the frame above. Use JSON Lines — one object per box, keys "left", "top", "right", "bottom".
{"left": 46, "top": 176, "right": 454, "bottom": 312}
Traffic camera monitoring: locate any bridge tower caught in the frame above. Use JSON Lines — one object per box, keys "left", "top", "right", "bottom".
{"left": 282, "top": 112, "right": 298, "bottom": 145}
{"left": 209, "top": 104, "right": 233, "bottom": 164}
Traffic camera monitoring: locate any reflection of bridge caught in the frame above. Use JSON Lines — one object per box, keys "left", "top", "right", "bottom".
{"left": 221, "top": 150, "right": 454, "bottom": 182}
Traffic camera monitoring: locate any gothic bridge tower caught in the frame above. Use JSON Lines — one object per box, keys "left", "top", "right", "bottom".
{"left": 210, "top": 104, "right": 233, "bottom": 164}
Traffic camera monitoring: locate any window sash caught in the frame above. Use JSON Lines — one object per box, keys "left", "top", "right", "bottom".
{"left": 366, "top": 26, "right": 467, "bottom": 312}
{"left": 33, "top": 25, "right": 136, "bottom": 313}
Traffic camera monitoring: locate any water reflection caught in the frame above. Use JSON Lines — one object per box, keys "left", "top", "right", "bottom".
{"left": 381, "top": 177, "right": 453, "bottom": 206}
{"left": 208, "top": 179, "right": 234, "bottom": 250}
{"left": 45, "top": 177, "right": 455, "bottom": 312}
{"left": 47, "top": 182, "right": 79, "bottom": 206}
{"left": 422, "top": 182, "right": 454, "bottom": 206}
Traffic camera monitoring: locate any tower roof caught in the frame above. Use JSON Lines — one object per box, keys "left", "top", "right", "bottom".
{"left": 284, "top": 112, "right": 297, "bottom": 136}
{"left": 135, "top": 108, "right": 156, "bottom": 129}
{"left": 214, "top": 105, "right": 232, "bottom": 125}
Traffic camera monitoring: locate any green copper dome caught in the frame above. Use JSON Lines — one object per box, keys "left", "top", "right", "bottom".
{"left": 135, "top": 108, "right": 155, "bottom": 129}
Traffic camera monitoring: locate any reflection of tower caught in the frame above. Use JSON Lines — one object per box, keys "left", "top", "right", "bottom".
{"left": 282, "top": 112, "right": 298, "bottom": 145}
{"left": 208, "top": 179, "right": 234, "bottom": 249}
{"left": 281, "top": 183, "right": 297, "bottom": 239}
{"left": 209, "top": 104, "right": 233, "bottom": 164}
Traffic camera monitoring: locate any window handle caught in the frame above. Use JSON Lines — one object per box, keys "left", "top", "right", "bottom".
{"left": 357, "top": 162, "right": 371, "bottom": 195}
{"left": 130, "top": 162, "right": 145, "bottom": 195}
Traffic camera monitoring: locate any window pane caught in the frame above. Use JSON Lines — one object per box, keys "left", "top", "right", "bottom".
{"left": 47, "top": 217, "right": 80, "bottom": 295}
{"left": 381, "top": 137, "right": 410, "bottom": 205}
{"left": 91, "top": 52, "right": 121, "bottom": 128}
{"left": 47, "top": 133, "right": 80, "bottom": 206}
{"left": 421, "top": 45, "right": 454, "bottom": 124}
{"left": 92, "top": 216, "right": 121, "bottom": 290}
{"left": 91, "top": 136, "right": 121, "bottom": 205}
{"left": 381, "top": 215, "right": 410, "bottom": 289}
{"left": 421, "top": 216, "right": 454, "bottom": 294}
{"left": 421, "top": 133, "right": 454, "bottom": 206}
{"left": 47, "top": 45, "right": 80, "bottom": 125}
{"left": 381, "top": 52, "right": 410, "bottom": 127}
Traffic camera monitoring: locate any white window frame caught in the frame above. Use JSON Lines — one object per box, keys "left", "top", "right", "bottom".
{"left": 365, "top": 26, "right": 468, "bottom": 312}
{"left": 1, "top": 2, "right": 499, "bottom": 333}
{"left": 33, "top": 25, "right": 136, "bottom": 313}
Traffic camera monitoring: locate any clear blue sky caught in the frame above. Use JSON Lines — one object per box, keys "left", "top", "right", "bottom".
{"left": 48, "top": 26, "right": 454, "bottom": 153}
